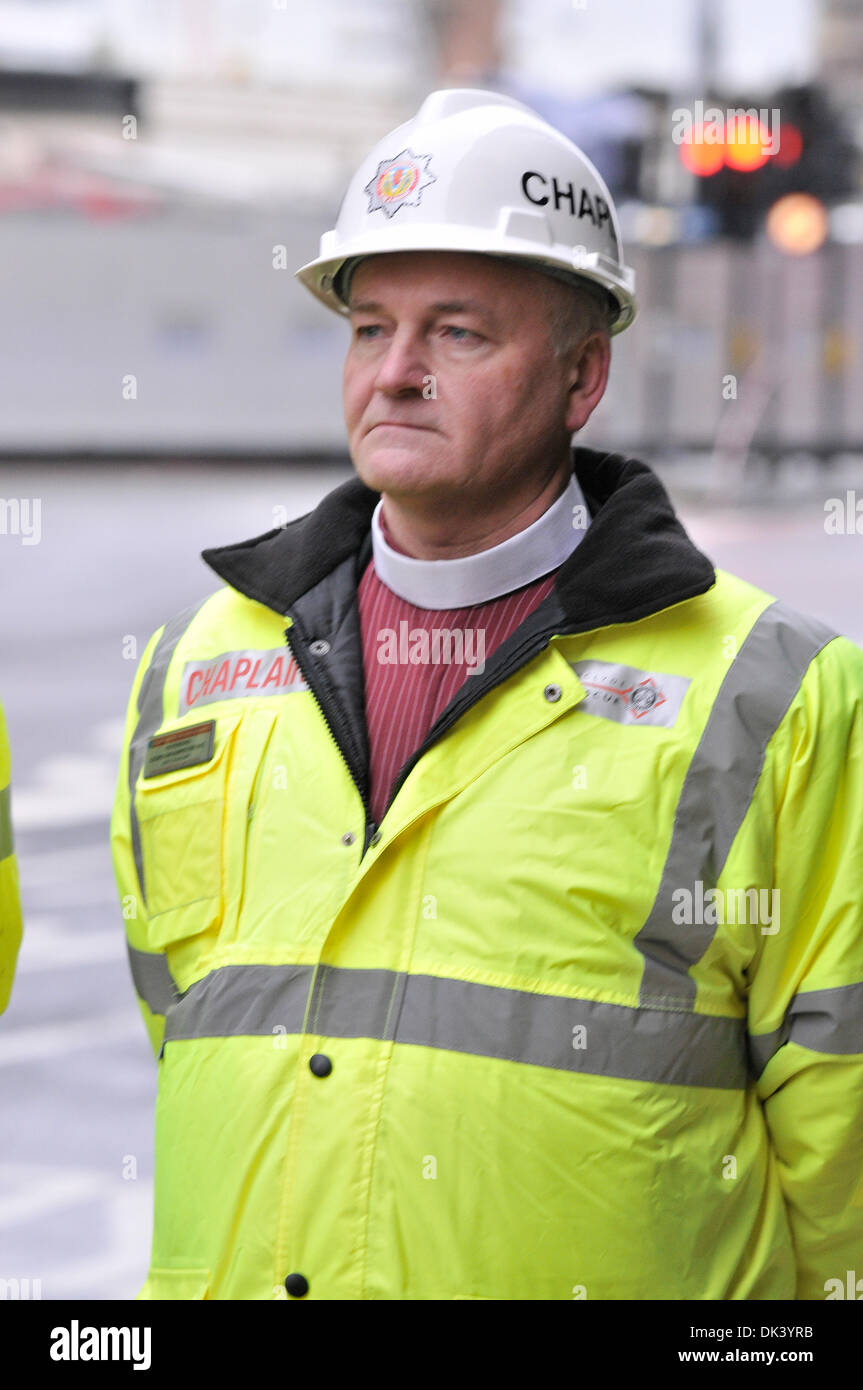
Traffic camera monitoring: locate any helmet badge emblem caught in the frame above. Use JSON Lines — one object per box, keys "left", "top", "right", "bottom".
{"left": 365, "top": 149, "right": 437, "bottom": 219}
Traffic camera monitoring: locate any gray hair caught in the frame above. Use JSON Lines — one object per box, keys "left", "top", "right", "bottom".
{"left": 532, "top": 270, "right": 615, "bottom": 358}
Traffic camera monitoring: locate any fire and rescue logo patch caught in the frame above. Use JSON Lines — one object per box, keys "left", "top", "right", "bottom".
{"left": 570, "top": 660, "right": 691, "bottom": 729}
{"left": 364, "top": 149, "right": 436, "bottom": 219}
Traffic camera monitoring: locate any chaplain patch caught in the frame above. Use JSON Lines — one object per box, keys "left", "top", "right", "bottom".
{"left": 143, "top": 720, "right": 215, "bottom": 778}
{"left": 570, "top": 660, "right": 691, "bottom": 729}
{"left": 365, "top": 148, "right": 436, "bottom": 219}
{"left": 178, "top": 648, "right": 308, "bottom": 715}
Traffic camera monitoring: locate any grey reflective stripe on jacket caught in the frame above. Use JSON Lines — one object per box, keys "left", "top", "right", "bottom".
{"left": 127, "top": 943, "right": 180, "bottom": 1018}
{"left": 0, "top": 783, "right": 12, "bottom": 863}
{"left": 635, "top": 600, "right": 836, "bottom": 1010}
{"left": 162, "top": 961, "right": 750, "bottom": 1089}
{"left": 127, "top": 599, "right": 210, "bottom": 908}
{"left": 749, "top": 980, "right": 863, "bottom": 1076}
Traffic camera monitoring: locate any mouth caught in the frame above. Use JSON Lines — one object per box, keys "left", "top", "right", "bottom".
{"left": 367, "top": 422, "right": 432, "bottom": 433}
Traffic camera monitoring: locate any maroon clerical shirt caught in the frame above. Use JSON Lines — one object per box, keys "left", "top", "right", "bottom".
{"left": 357, "top": 550, "right": 558, "bottom": 826}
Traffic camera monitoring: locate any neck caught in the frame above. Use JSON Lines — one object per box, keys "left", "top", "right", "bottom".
{"left": 378, "top": 456, "right": 573, "bottom": 560}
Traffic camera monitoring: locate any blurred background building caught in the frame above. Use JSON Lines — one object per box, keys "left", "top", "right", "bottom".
{"left": 0, "top": 0, "right": 861, "bottom": 465}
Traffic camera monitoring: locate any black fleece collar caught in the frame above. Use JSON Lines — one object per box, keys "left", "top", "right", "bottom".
{"left": 201, "top": 447, "right": 716, "bottom": 630}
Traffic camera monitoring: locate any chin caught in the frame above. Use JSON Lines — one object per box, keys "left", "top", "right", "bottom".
{"left": 353, "top": 440, "right": 451, "bottom": 495}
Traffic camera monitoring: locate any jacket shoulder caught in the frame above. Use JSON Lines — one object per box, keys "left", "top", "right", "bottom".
{"left": 710, "top": 569, "right": 847, "bottom": 652}
{"left": 144, "top": 586, "right": 286, "bottom": 666}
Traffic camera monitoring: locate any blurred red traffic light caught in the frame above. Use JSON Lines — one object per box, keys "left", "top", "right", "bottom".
{"left": 773, "top": 122, "right": 803, "bottom": 168}
{"left": 679, "top": 124, "right": 725, "bottom": 176}
{"left": 678, "top": 116, "right": 801, "bottom": 176}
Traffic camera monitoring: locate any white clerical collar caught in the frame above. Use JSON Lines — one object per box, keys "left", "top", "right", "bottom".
{"left": 370, "top": 471, "right": 589, "bottom": 610}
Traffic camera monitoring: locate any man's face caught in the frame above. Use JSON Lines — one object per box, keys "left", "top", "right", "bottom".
{"left": 342, "top": 252, "right": 583, "bottom": 505}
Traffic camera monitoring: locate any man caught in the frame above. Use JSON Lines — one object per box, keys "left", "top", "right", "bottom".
{"left": 111, "top": 89, "right": 863, "bottom": 1300}
{"left": 0, "top": 697, "right": 23, "bottom": 1015}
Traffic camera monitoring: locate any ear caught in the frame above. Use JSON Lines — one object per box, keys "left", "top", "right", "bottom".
{"left": 564, "top": 332, "right": 611, "bottom": 433}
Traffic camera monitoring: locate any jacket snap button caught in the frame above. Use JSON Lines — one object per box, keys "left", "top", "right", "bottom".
{"left": 544, "top": 683, "right": 563, "bottom": 702}
{"left": 370, "top": 831, "right": 382, "bottom": 846}
{"left": 284, "top": 1272, "right": 309, "bottom": 1298}
{"left": 309, "top": 639, "right": 331, "bottom": 655}
{"left": 309, "top": 1053, "right": 332, "bottom": 1077}
{"left": 341, "top": 831, "right": 356, "bottom": 846}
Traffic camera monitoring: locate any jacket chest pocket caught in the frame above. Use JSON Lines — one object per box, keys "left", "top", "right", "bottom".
{"left": 135, "top": 708, "right": 278, "bottom": 949}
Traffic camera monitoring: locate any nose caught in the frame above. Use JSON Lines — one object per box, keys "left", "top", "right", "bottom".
{"left": 373, "top": 327, "right": 429, "bottom": 396}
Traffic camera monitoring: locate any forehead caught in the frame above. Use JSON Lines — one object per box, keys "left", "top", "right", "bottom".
{"left": 347, "top": 251, "right": 540, "bottom": 310}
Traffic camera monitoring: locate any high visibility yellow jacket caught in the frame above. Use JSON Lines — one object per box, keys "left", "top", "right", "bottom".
{"left": 0, "top": 698, "right": 23, "bottom": 1015}
{"left": 111, "top": 448, "right": 863, "bottom": 1301}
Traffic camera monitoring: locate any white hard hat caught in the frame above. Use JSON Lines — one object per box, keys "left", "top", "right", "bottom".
{"left": 295, "top": 87, "right": 637, "bottom": 334}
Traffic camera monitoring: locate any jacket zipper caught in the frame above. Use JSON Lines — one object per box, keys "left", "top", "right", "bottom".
{"left": 284, "top": 615, "right": 377, "bottom": 852}
{"left": 379, "top": 620, "right": 566, "bottom": 822}
{"left": 289, "top": 603, "right": 570, "bottom": 851}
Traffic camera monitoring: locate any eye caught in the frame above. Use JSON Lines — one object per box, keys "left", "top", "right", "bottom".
{"left": 442, "top": 324, "right": 480, "bottom": 342}
{"left": 354, "top": 324, "right": 381, "bottom": 339}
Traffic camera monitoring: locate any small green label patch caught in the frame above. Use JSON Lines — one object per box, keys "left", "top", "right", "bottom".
{"left": 143, "top": 720, "right": 216, "bottom": 778}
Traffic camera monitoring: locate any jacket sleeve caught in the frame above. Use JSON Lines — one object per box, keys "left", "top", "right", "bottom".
{"left": 110, "top": 629, "right": 168, "bottom": 1059}
{"left": 747, "top": 632, "right": 863, "bottom": 1300}
{"left": 0, "top": 699, "right": 23, "bottom": 1015}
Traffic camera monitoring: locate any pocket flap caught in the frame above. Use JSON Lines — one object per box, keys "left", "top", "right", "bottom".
{"left": 135, "top": 715, "right": 242, "bottom": 947}
{"left": 137, "top": 1265, "right": 210, "bottom": 1300}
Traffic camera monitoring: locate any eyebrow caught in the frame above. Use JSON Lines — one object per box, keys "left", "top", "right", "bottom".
{"left": 348, "top": 297, "right": 496, "bottom": 322}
